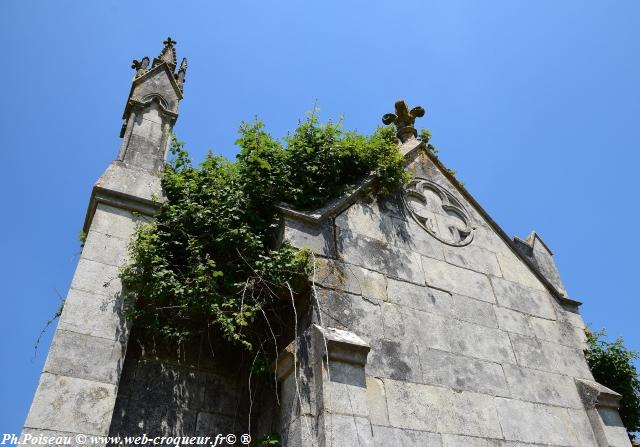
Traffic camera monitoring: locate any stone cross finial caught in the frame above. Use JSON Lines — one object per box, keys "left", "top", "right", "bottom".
{"left": 153, "top": 37, "right": 178, "bottom": 69}
{"left": 382, "top": 100, "right": 425, "bottom": 142}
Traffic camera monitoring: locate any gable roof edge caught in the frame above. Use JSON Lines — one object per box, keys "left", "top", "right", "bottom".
{"left": 424, "top": 148, "right": 581, "bottom": 308}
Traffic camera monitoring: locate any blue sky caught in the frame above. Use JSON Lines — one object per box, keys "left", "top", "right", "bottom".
{"left": 1, "top": 0, "right": 639, "bottom": 436}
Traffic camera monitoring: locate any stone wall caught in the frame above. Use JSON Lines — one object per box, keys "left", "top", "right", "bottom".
{"left": 278, "top": 148, "right": 631, "bottom": 446}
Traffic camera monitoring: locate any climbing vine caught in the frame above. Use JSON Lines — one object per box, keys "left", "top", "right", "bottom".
{"left": 586, "top": 328, "right": 640, "bottom": 438}
{"left": 120, "top": 112, "right": 407, "bottom": 353}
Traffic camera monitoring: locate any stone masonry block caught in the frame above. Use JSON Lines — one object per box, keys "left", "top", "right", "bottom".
{"left": 385, "top": 380, "right": 502, "bottom": 438}
{"left": 324, "top": 415, "right": 373, "bottom": 447}
{"left": 502, "top": 364, "right": 583, "bottom": 408}
{"left": 315, "top": 257, "right": 387, "bottom": 301}
{"left": 366, "top": 338, "right": 422, "bottom": 384}
{"left": 451, "top": 294, "right": 498, "bottom": 328}
{"left": 337, "top": 229, "right": 425, "bottom": 285}
{"left": 372, "top": 425, "right": 442, "bottom": 447}
{"left": 449, "top": 319, "right": 516, "bottom": 364}
{"left": 495, "top": 250, "right": 546, "bottom": 291}
{"left": 396, "top": 306, "right": 452, "bottom": 353}
{"left": 81, "top": 231, "right": 130, "bottom": 267}
{"left": 509, "top": 333, "right": 593, "bottom": 379}
{"left": 44, "top": 330, "right": 124, "bottom": 385}
{"left": 335, "top": 201, "right": 444, "bottom": 261}
{"left": 496, "top": 397, "right": 579, "bottom": 446}
{"left": 529, "top": 316, "right": 587, "bottom": 349}
{"left": 566, "top": 408, "right": 600, "bottom": 446}
{"left": 69, "top": 259, "right": 122, "bottom": 298}
{"left": 283, "top": 217, "right": 335, "bottom": 257}
{"left": 494, "top": 306, "right": 535, "bottom": 337}
{"left": 24, "top": 373, "right": 117, "bottom": 435}
{"left": 443, "top": 244, "right": 502, "bottom": 277}
{"left": 90, "top": 204, "right": 149, "bottom": 240}
{"left": 366, "top": 377, "right": 389, "bottom": 426}
{"left": 437, "top": 389, "right": 502, "bottom": 438}
{"left": 387, "top": 278, "right": 453, "bottom": 315}
{"left": 422, "top": 256, "right": 495, "bottom": 303}
{"left": 418, "top": 347, "right": 509, "bottom": 397}
{"left": 490, "top": 276, "right": 556, "bottom": 320}
{"left": 324, "top": 375, "right": 369, "bottom": 417}
{"left": 315, "top": 289, "right": 383, "bottom": 344}
{"left": 385, "top": 380, "right": 442, "bottom": 431}
{"left": 57, "top": 288, "right": 128, "bottom": 342}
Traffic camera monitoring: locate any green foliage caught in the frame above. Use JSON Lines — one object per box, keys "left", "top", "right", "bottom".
{"left": 586, "top": 328, "right": 640, "bottom": 436}
{"left": 419, "top": 128, "right": 439, "bottom": 156}
{"left": 253, "top": 432, "right": 280, "bottom": 446}
{"left": 120, "top": 113, "right": 408, "bottom": 353}
{"left": 78, "top": 230, "right": 87, "bottom": 246}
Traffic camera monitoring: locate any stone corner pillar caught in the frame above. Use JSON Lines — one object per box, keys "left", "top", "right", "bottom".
{"left": 20, "top": 38, "right": 187, "bottom": 443}
{"left": 275, "top": 325, "right": 372, "bottom": 447}
{"left": 576, "top": 378, "right": 633, "bottom": 447}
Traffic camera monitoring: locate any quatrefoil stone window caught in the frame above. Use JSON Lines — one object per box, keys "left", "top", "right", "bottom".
{"left": 402, "top": 178, "right": 475, "bottom": 246}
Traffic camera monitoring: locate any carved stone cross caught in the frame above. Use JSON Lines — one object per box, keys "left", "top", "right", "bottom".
{"left": 382, "top": 100, "right": 425, "bottom": 142}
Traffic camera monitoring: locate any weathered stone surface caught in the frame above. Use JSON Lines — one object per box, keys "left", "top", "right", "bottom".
{"left": 366, "top": 377, "right": 389, "bottom": 426}
{"left": 449, "top": 319, "right": 516, "bottom": 364}
{"left": 129, "top": 360, "right": 205, "bottom": 411}
{"left": 57, "top": 289, "right": 129, "bottom": 341}
{"left": 315, "top": 258, "right": 387, "bottom": 301}
{"left": 597, "top": 407, "right": 633, "bottom": 447}
{"left": 451, "top": 294, "right": 498, "bottom": 328}
{"left": 437, "top": 390, "right": 502, "bottom": 438}
{"left": 509, "top": 333, "right": 592, "bottom": 379}
{"left": 367, "top": 338, "right": 422, "bottom": 384}
{"left": 324, "top": 415, "right": 373, "bottom": 446}
{"left": 315, "top": 288, "right": 382, "bottom": 344}
{"left": 337, "top": 229, "right": 425, "bottom": 284}
{"left": 490, "top": 276, "right": 556, "bottom": 319}
{"left": 418, "top": 347, "right": 509, "bottom": 396}
{"left": 387, "top": 278, "right": 453, "bottom": 314}
{"left": 324, "top": 377, "right": 369, "bottom": 417}
{"left": 496, "top": 397, "right": 579, "bottom": 446}
{"left": 567, "top": 408, "right": 600, "bottom": 446}
{"left": 443, "top": 244, "right": 502, "bottom": 277}
{"left": 95, "top": 162, "right": 163, "bottom": 204}
{"left": 372, "top": 425, "right": 442, "bottom": 446}
{"left": 385, "top": 380, "right": 442, "bottom": 431}
{"left": 494, "top": 306, "right": 534, "bottom": 337}
{"left": 385, "top": 380, "right": 502, "bottom": 438}
{"left": 24, "top": 373, "right": 117, "bottom": 435}
{"left": 394, "top": 306, "right": 452, "bottom": 352}
{"left": 90, "top": 204, "right": 148, "bottom": 240}
{"left": 495, "top": 250, "right": 546, "bottom": 291}
{"left": 502, "top": 364, "right": 583, "bottom": 408}
{"left": 283, "top": 217, "right": 335, "bottom": 257}
{"left": 81, "top": 231, "right": 130, "bottom": 267}
{"left": 529, "top": 316, "right": 586, "bottom": 349}
{"left": 69, "top": 259, "right": 122, "bottom": 298}
{"left": 422, "top": 256, "right": 495, "bottom": 303}
{"left": 44, "top": 330, "right": 124, "bottom": 385}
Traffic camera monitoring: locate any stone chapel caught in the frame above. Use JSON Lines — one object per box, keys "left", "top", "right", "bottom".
{"left": 21, "top": 39, "right": 634, "bottom": 447}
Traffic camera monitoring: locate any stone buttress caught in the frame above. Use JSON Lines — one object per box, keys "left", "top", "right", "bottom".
{"left": 21, "top": 39, "right": 186, "bottom": 442}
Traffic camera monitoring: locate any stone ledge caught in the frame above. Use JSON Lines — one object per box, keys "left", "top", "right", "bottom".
{"left": 576, "top": 378, "right": 623, "bottom": 410}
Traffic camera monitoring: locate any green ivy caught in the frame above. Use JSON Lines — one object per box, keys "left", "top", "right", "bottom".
{"left": 120, "top": 113, "right": 407, "bottom": 353}
{"left": 586, "top": 328, "right": 640, "bottom": 437}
